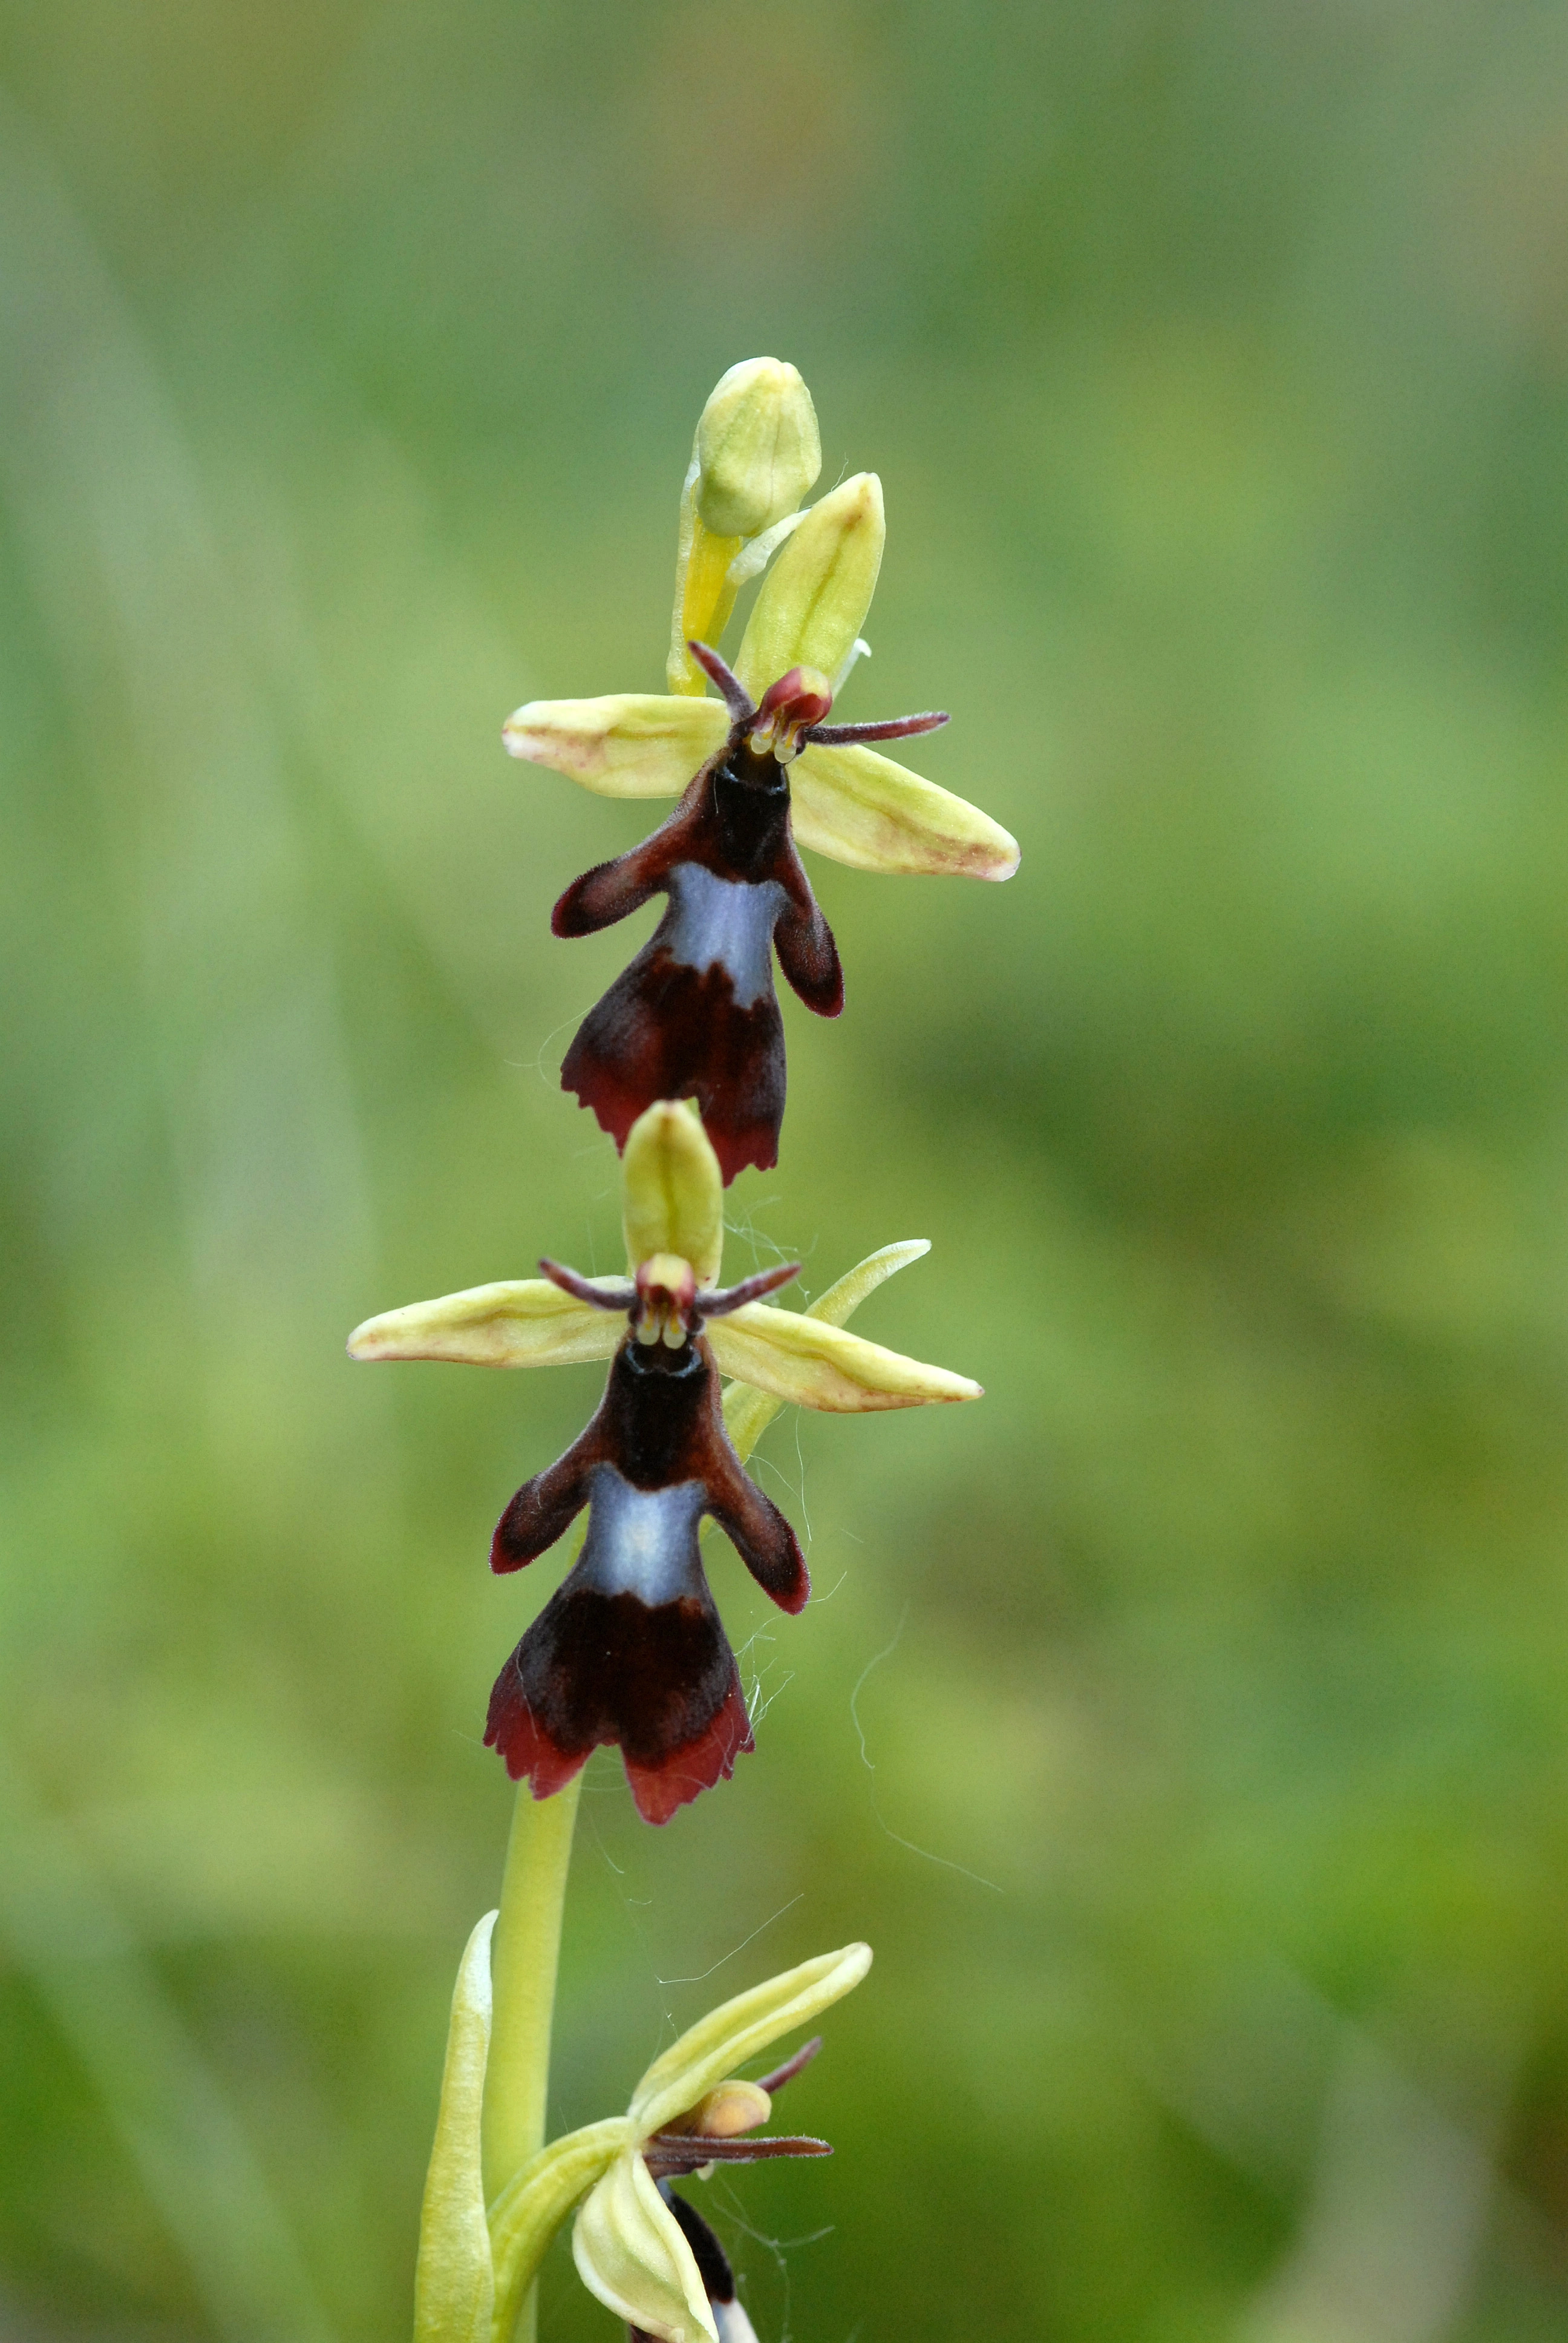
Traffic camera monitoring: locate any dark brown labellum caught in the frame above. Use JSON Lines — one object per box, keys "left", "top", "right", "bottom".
{"left": 485, "top": 1334, "right": 807, "bottom": 1821}
{"left": 554, "top": 734, "right": 841, "bottom": 1182}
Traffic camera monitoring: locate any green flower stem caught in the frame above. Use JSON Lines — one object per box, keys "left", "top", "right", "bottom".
{"left": 481, "top": 1772, "right": 583, "bottom": 2341}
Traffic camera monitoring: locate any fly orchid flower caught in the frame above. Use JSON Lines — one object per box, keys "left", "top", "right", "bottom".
{"left": 505, "top": 362, "right": 1020, "bottom": 1181}
{"left": 572, "top": 2017, "right": 840, "bottom": 2343}
{"left": 348, "top": 1103, "right": 980, "bottom": 1822}
{"left": 416, "top": 1927, "right": 869, "bottom": 2343}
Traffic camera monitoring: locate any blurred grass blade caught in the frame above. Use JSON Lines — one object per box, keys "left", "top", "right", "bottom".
{"left": 0, "top": 1743, "right": 339, "bottom": 2343}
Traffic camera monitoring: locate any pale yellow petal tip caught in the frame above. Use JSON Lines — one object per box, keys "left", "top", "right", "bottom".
{"left": 819, "top": 470, "right": 883, "bottom": 532}
{"left": 347, "top": 1316, "right": 391, "bottom": 1360}
{"left": 984, "top": 828, "right": 1022, "bottom": 881}
{"left": 500, "top": 703, "right": 537, "bottom": 753}
{"left": 501, "top": 701, "right": 577, "bottom": 767}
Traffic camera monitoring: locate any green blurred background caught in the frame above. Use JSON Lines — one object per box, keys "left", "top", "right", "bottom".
{"left": 3, "top": 2, "right": 1568, "bottom": 2337}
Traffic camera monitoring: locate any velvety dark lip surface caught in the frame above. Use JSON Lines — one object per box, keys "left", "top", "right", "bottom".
{"left": 561, "top": 947, "right": 788, "bottom": 1179}
{"left": 550, "top": 731, "right": 842, "bottom": 1179}
{"left": 486, "top": 1579, "right": 753, "bottom": 1824}
{"left": 485, "top": 1332, "right": 806, "bottom": 1819}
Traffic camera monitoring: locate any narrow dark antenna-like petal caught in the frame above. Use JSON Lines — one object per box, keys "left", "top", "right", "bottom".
{"left": 754, "top": 2035, "right": 824, "bottom": 2095}
{"left": 538, "top": 1258, "right": 636, "bottom": 1311}
{"left": 802, "top": 709, "right": 950, "bottom": 746}
{"left": 643, "top": 2133, "right": 832, "bottom": 2177}
{"left": 701, "top": 1262, "right": 802, "bottom": 1318}
{"left": 687, "top": 639, "right": 759, "bottom": 723}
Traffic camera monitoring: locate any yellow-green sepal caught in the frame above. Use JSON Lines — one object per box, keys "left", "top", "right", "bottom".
{"left": 629, "top": 1943, "right": 872, "bottom": 2138}
{"left": 734, "top": 474, "right": 884, "bottom": 701}
{"left": 573, "top": 2154, "right": 716, "bottom": 2343}
{"left": 708, "top": 1305, "right": 981, "bottom": 1413}
{"left": 621, "top": 1102, "right": 724, "bottom": 1286}
{"left": 668, "top": 485, "right": 743, "bottom": 698}
{"left": 792, "top": 741, "right": 1021, "bottom": 880}
{"left": 503, "top": 694, "right": 727, "bottom": 796}
{"left": 485, "top": 2119, "right": 626, "bottom": 2343}
{"left": 722, "top": 1240, "right": 930, "bottom": 1464}
{"left": 347, "top": 1280, "right": 624, "bottom": 1369}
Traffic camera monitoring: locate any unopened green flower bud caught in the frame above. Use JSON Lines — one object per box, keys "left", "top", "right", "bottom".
{"left": 669, "top": 359, "right": 823, "bottom": 693}
{"left": 694, "top": 358, "right": 820, "bottom": 539}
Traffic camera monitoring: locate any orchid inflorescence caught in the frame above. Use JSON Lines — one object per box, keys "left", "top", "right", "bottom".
{"left": 353, "top": 360, "right": 1016, "bottom": 2342}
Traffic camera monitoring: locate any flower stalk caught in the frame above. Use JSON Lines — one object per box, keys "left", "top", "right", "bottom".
{"left": 481, "top": 1775, "right": 583, "bottom": 2212}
